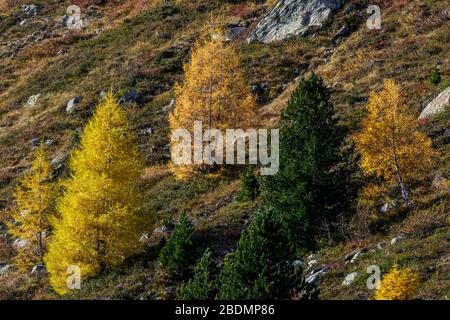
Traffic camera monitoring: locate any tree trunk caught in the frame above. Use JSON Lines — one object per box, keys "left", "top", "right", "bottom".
{"left": 391, "top": 124, "right": 412, "bottom": 205}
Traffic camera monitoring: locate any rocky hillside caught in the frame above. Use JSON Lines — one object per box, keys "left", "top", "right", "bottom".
{"left": 0, "top": 0, "right": 449, "bottom": 300}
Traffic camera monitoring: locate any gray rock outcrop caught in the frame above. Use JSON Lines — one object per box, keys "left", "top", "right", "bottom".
{"left": 419, "top": 86, "right": 450, "bottom": 119}
{"left": 248, "top": 0, "right": 344, "bottom": 43}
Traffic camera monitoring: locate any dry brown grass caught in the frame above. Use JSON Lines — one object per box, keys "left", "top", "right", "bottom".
{"left": 257, "top": 80, "right": 297, "bottom": 126}
{"left": 141, "top": 165, "right": 170, "bottom": 184}
{"left": 0, "top": 239, "right": 15, "bottom": 261}
{"left": 394, "top": 200, "right": 449, "bottom": 238}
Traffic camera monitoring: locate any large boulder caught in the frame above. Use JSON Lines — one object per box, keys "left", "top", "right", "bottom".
{"left": 248, "top": 0, "right": 344, "bottom": 43}
{"left": 419, "top": 86, "right": 450, "bottom": 119}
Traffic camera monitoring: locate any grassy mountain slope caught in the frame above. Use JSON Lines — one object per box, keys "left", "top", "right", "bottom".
{"left": 0, "top": 0, "right": 448, "bottom": 299}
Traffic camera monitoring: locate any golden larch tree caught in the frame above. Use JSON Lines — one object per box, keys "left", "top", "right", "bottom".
{"left": 353, "top": 79, "right": 434, "bottom": 204}
{"left": 169, "top": 24, "right": 256, "bottom": 179}
{"left": 8, "top": 145, "right": 54, "bottom": 271}
{"left": 375, "top": 265, "right": 420, "bottom": 300}
{"left": 45, "top": 93, "right": 145, "bottom": 294}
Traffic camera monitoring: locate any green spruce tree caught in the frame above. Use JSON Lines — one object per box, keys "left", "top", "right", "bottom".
{"left": 261, "top": 74, "right": 353, "bottom": 249}
{"left": 158, "top": 213, "right": 194, "bottom": 275}
{"left": 239, "top": 167, "right": 260, "bottom": 201}
{"left": 428, "top": 65, "right": 441, "bottom": 86}
{"left": 177, "top": 248, "right": 218, "bottom": 300}
{"left": 217, "top": 208, "right": 296, "bottom": 300}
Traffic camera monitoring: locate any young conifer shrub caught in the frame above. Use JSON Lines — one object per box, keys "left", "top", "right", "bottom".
{"left": 158, "top": 213, "right": 194, "bottom": 275}
{"left": 428, "top": 66, "right": 441, "bottom": 86}
{"left": 218, "top": 208, "right": 296, "bottom": 300}
{"left": 239, "top": 167, "right": 259, "bottom": 201}
{"left": 177, "top": 248, "right": 218, "bottom": 300}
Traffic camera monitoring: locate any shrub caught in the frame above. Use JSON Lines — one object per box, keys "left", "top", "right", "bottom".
{"left": 157, "top": 213, "right": 194, "bottom": 275}
{"left": 218, "top": 208, "right": 296, "bottom": 300}
{"left": 375, "top": 265, "right": 420, "bottom": 300}
{"left": 428, "top": 66, "right": 441, "bottom": 86}
{"left": 177, "top": 248, "right": 218, "bottom": 300}
{"left": 239, "top": 167, "right": 259, "bottom": 201}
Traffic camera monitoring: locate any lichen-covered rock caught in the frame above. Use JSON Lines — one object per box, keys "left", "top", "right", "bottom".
{"left": 66, "top": 96, "right": 82, "bottom": 114}
{"left": 248, "top": 0, "right": 344, "bottom": 43}
{"left": 342, "top": 272, "right": 358, "bottom": 286}
{"left": 419, "top": 86, "right": 450, "bottom": 119}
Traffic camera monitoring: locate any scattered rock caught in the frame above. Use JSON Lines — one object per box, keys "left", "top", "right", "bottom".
{"left": 293, "top": 260, "right": 305, "bottom": 274}
{"left": 334, "top": 25, "right": 350, "bottom": 38}
{"left": 30, "top": 138, "right": 41, "bottom": 147}
{"left": 344, "top": 3, "right": 357, "bottom": 14}
{"left": 432, "top": 172, "right": 449, "bottom": 193}
{"left": 66, "top": 96, "right": 82, "bottom": 114}
{"left": 304, "top": 266, "right": 330, "bottom": 285}
{"left": 376, "top": 241, "right": 387, "bottom": 250}
{"left": 153, "top": 226, "right": 171, "bottom": 235}
{"left": 228, "top": 26, "right": 247, "bottom": 39}
{"left": 57, "top": 14, "right": 69, "bottom": 26}
{"left": 247, "top": 0, "right": 344, "bottom": 43}
{"left": 138, "top": 127, "right": 152, "bottom": 136}
{"left": 165, "top": 286, "right": 176, "bottom": 297}
{"left": 26, "top": 94, "right": 40, "bottom": 108}
{"left": 350, "top": 251, "right": 364, "bottom": 263}
{"left": 380, "top": 202, "right": 392, "bottom": 213}
{"left": 44, "top": 139, "right": 55, "bottom": 146}
{"left": 307, "top": 253, "right": 317, "bottom": 261}
{"left": 13, "top": 238, "right": 29, "bottom": 249}
{"left": 344, "top": 247, "right": 368, "bottom": 262}
{"left": 139, "top": 233, "right": 149, "bottom": 244}
{"left": 419, "top": 86, "right": 450, "bottom": 119}
{"left": 22, "top": 4, "right": 39, "bottom": 16}
{"left": 437, "top": 256, "right": 450, "bottom": 267}
{"left": 0, "top": 264, "right": 13, "bottom": 276}
{"left": 30, "top": 264, "right": 46, "bottom": 274}
{"left": 163, "top": 99, "right": 175, "bottom": 113}
{"left": 342, "top": 272, "right": 358, "bottom": 286}
{"left": 119, "top": 89, "right": 141, "bottom": 105}
{"left": 308, "top": 259, "right": 319, "bottom": 268}
{"left": 391, "top": 236, "right": 403, "bottom": 245}
{"left": 51, "top": 153, "right": 68, "bottom": 169}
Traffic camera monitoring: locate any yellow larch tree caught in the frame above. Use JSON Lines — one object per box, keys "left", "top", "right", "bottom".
{"left": 45, "top": 93, "right": 145, "bottom": 294}
{"left": 353, "top": 79, "right": 434, "bottom": 204}
{"left": 8, "top": 145, "right": 54, "bottom": 271}
{"left": 169, "top": 24, "right": 256, "bottom": 179}
{"left": 375, "top": 265, "right": 420, "bottom": 300}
